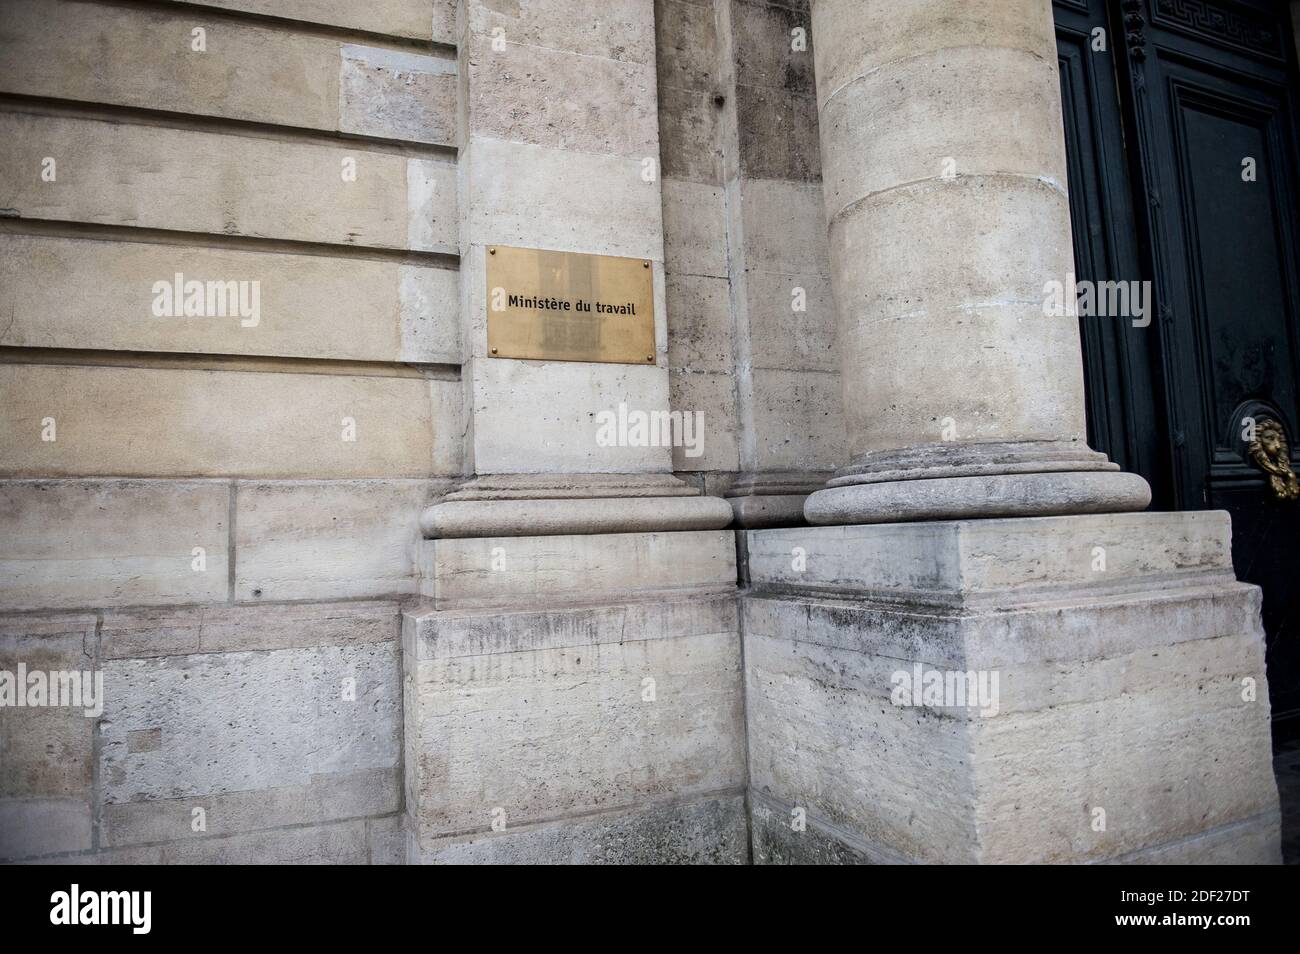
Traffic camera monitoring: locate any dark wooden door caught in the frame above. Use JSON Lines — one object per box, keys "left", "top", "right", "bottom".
{"left": 1056, "top": 0, "right": 1300, "bottom": 741}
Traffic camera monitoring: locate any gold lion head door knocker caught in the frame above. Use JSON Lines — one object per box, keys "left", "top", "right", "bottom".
{"left": 1248, "top": 418, "right": 1299, "bottom": 502}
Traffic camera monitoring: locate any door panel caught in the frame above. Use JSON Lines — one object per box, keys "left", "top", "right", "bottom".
{"left": 1056, "top": 0, "right": 1300, "bottom": 739}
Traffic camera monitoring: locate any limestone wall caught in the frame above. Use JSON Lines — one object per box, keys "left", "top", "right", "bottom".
{"left": 0, "top": 0, "right": 461, "bottom": 863}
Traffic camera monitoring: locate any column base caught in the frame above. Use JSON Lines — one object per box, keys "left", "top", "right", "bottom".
{"left": 806, "top": 469, "right": 1152, "bottom": 524}
{"left": 743, "top": 511, "right": 1280, "bottom": 863}
{"left": 725, "top": 471, "right": 831, "bottom": 528}
{"left": 804, "top": 441, "right": 1151, "bottom": 524}
{"left": 421, "top": 474, "right": 733, "bottom": 537}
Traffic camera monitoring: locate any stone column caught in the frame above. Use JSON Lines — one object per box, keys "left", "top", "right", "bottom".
{"left": 803, "top": 0, "right": 1150, "bottom": 524}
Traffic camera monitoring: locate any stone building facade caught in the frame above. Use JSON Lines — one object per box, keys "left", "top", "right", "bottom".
{"left": 0, "top": 0, "right": 1294, "bottom": 863}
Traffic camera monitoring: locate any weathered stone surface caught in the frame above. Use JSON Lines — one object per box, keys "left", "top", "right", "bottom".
{"left": 667, "top": 274, "right": 733, "bottom": 372}
{"left": 819, "top": 47, "right": 1065, "bottom": 215}
{"left": 192, "top": 0, "right": 448, "bottom": 43}
{"left": 735, "top": 83, "right": 820, "bottom": 181}
{"left": 669, "top": 370, "right": 741, "bottom": 472}
{"left": 416, "top": 794, "right": 748, "bottom": 864}
{"left": 464, "top": 0, "right": 656, "bottom": 64}
{"left": 0, "top": 0, "right": 456, "bottom": 145}
{"left": 0, "top": 613, "right": 98, "bottom": 860}
{"left": 0, "top": 480, "right": 229, "bottom": 611}
{"left": 0, "top": 234, "right": 459, "bottom": 364}
{"left": 340, "top": 45, "right": 458, "bottom": 145}
{"left": 0, "top": 112, "right": 455, "bottom": 251}
{"left": 810, "top": 0, "right": 1055, "bottom": 113}
{"left": 467, "top": 357, "right": 671, "bottom": 474}
{"left": 100, "top": 601, "right": 400, "bottom": 659}
{"left": 464, "top": 138, "right": 663, "bottom": 260}
{"left": 744, "top": 269, "right": 836, "bottom": 372}
{"left": 750, "top": 367, "right": 844, "bottom": 472}
{"left": 0, "top": 364, "right": 455, "bottom": 479}
{"left": 100, "top": 639, "right": 401, "bottom": 843}
{"left": 749, "top": 511, "right": 1236, "bottom": 602}
{"left": 96, "top": 819, "right": 371, "bottom": 864}
{"left": 661, "top": 179, "right": 729, "bottom": 277}
{"left": 657, "top": 0, "right": 720, "bottom": 91}
{"left": 657, "top": 85, "right": 725, "bottom": 183}
{"left": 465, "top": 39, "right": 658, "bottom": 158}
{"left": 418, "top": 529, "right": 736, "bottom": 608}
{"left": 403, "top": 596, "right": 744, "bottom": 853}
{"left": 806, "top": 470, "right": 1153, "bottom": 526}
{"left": 234, "top": 480, "right": 448, "bottom": 601}
{"left": 738, "top": 178, "right": 829, "bottom": 274}
{"left": 731, "top": 0, "right": 815, "bottom": 93}
{"left": 744, "top": 512, "right": 1281, "bottom": 864}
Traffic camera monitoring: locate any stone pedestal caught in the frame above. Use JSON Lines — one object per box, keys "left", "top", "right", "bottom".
{"left": 743, "top": 511, "right": 1281, "bottom": 863}
{"left": 401, "top": 529, "right": 747, "bottom": 864}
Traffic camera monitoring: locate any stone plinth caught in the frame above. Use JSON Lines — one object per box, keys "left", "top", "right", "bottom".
{"left": 402, "top": 529, "right": 747, "bottom": 863}
{"left": 743, "top": 511, "right": 1281, "bottom": 863}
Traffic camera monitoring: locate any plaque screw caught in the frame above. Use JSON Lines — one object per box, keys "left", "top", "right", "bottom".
{"left": 646, "top": 355, "right": 654, "bottom": 361}
{"left": 491, "top": 348, "right": 498, "bottom": 354}
{"left": 643, "top": 261, "right": 649, "bottom": 268}
{"left": 489, "top": 247, "right": 496, "bottom": 255}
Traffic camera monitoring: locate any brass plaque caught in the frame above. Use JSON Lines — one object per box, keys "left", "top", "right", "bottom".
{"left": 486, "top": 245, "right": 656, "bottom": 364}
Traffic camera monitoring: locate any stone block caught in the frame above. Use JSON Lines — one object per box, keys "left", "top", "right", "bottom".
{"left": 464, "top": 137, "right": 663, "bottom": 260}
{"left": 730, "top": 0, "right": 816, "bottom": 93}
{"left": 99, "top": 638, "right": 402, "bottom": 846}
{"left": 0, "top": 480, "right": 229, "bottom": 611}
{"left": 98, "top": 819, "right": 371, "bottom": 864}
{"left": 656, "top": 84, "right": 724, "bottom": 184}
{"left": 656, "top": 0, "right": 720, "bottom": 92}
{"left": 749, "top": 367, "right": 844, "bottom": 472}
{"left": 100, "top": 601, "right": 400, "bottom": 659}
{"left": 193, "top": 0, "right": 445, "bottom": 42}
{"left": 735, "top": 83, "right": 820, "bottom": 182}
{"left": 465, "top": 0, "right": 655, "bottom": 64}
{"left": 738, "top": 178, "right": 829, "bottom": 274}
{"left": 661, "top": 178, "right": 729, "bottom": 278}
{"left": 340, "top": 45, "right": 458, "bottom": 145}
{"left": 743, "top": 512, "right": 1282, "bottom": 864}
{"left": 418, "top": 529, "right": 737, "bottom": 609}
{"left": 744, "top": 268, "right": 836, "bottom": 371}
{"left": 0, "top": 233, "right": 459, "bottom": 364}
{"left": 467, "top": 356, "right": 672, "bottom": 475}
{"left": 0, "top": 1, "right": 456, "bottom": 145}
{"left": 416, "top": 794, "right": 748, "bottom": 863}
{"left": 465, "top": 40, "right": 658, "bottom": 158}
{"left": 668, "top": 370, "right": 741, "bottom": 472}
{"left": 402, "top": 593, "right": 744, "bottom": 858}
{"left": 0, "top": 363, "right": 455, "bottom": 479}
{"left": 234, "top": 480, "right": 447, "bottom": 601}
{"left": 0, "top": 613, "right": 98, "bottom": 860}
{"left": 0, "top": 112, "right": 455, "bottom": 251}
{"left": 667, "top": 273, "right": 733, "bottom": 372}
